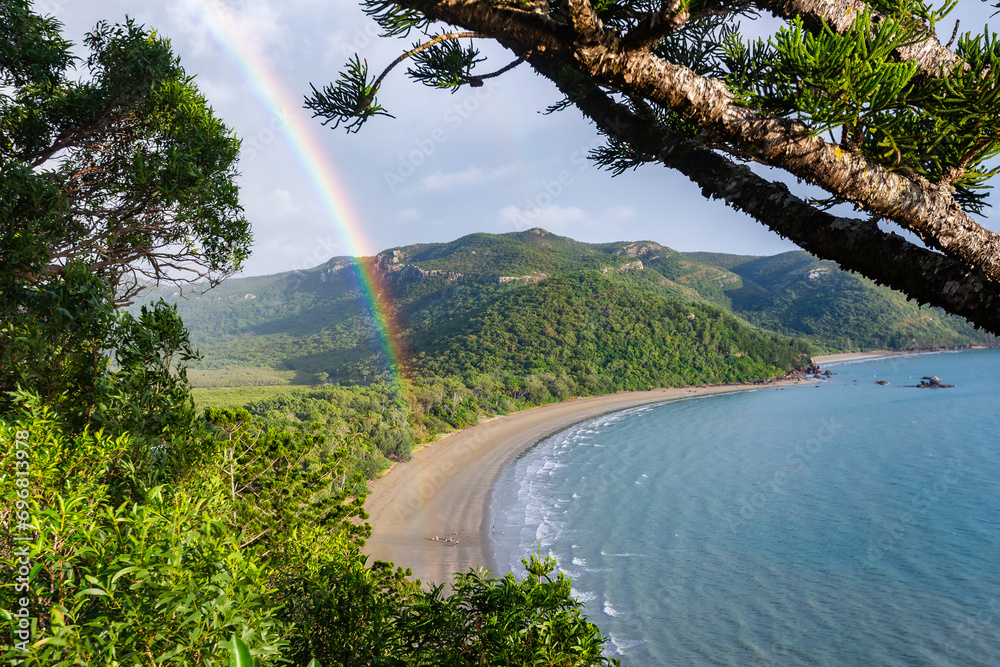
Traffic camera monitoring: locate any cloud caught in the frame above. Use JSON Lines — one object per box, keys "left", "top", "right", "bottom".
{"left": 498, "top": 204, "right": 636, "bottom": 235}
{"left": 271, "top": 188, "right": 300, "bottom": 215}
{"left": 416, "top": 165, "right": 517, "bottom": 193}
{"left": 602, "top": 204, "right": 637, "bottom": 224}
{"left": 398, "top": 208, "right": 421, "bottom": 222}
{"left": 321, "top": 22, "right": 384, "bottom": 67}
{"left": 168, "top": 0, "right": 289, "bottom": 57}
{"left": 499, "top": 204, "right": 587, "bottom": 231}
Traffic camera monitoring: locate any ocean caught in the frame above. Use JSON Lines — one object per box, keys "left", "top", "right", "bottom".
{"left": 488, "top": 349, "right": 1000, "bottom": 665}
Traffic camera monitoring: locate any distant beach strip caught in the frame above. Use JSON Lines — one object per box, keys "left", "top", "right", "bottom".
{"left": 363, "top": 377, "right": 820, "bottom": 589}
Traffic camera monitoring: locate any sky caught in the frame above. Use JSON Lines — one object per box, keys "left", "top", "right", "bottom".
{"left": 44, "top": 0, "right": 1000, "bottom": 277}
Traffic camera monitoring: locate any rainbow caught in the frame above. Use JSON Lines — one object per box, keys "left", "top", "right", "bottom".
{"left": 183, "top": 0, "right": 407, "bottom": 381}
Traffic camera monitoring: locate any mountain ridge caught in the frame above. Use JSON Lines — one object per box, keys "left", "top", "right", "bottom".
{"left": 138, "top": 228, "right": 995, "bottom": 387}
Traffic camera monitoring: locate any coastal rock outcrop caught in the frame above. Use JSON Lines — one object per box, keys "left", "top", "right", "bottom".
{"left": 913, "top": 376, "right": 955, "bottom": 388}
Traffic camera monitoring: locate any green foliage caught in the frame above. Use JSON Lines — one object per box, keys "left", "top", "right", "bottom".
{"left": 134, "top": 230, "right": 995, "bottom": 449}
{"left": 230, "top": 635, "right": 258, "bottom": 667}
{"left": 0, "top": 1, "right": 73, "bottom": 89}
{"left": 189, "top": 371, "right": 300, "bottom": 391}
{"left": 414, "top": 273, "right": 810, "bottom": 390}
{"left": 696, "top": 250, "right": 998, "bottom": 351}
{"left": 0, "top": 415, "right": 287, "bottom": 666}
{"left": 278, "top": 542, "right": 418, "bottom": 666}
{"left": 726, "top": 12, "right": 921, "bottom": 135}
{"left": 236, "top": 383, "right": 414, "bottom": 463}
{"left": 197, "top": 407, "right": 373, "bottom": 553}
{"left": 4, "top": 7, "right": 627, "bottom": 666}
{"left": 133, "top": 265, "right": 390, "bottom": 381}
{"left": 1, "top": 264, "right": 199, "bottom": 444}
{"left": 0, "top": 404, "right": 614, "bottom": 665}
{"left": 1, "top": 0, "right": 250, "bottom": 448}
{"left": 280, "top": 548, "right": 617, "bottom": 666}
{"left": 146, "top": 229, "right": 995, "bottom": 406}
{"left": 408, "top": 39, "right": 484, "bottom": 90}
{"left": 1, "top": 6, "right": 250, "bottom": 302}
{"left": 724, "top": 6, "right": 1000, "bottom": 212}
{"left": 324, "top": 0, "right": 1000, "bottom": 219}
{"left": 389, "top": 229, "right": 634, "bottom": 277}
{"left": 361, "top": 1, "right": 432, "bottom": 37}
{"left": 421, "top": 553, "right": 618, "bottom": 666}
{"left": 305, "top": 55, "right": 391, "bottom": 133}
{"left": 141, "top": 231, "right": 810, "bottom": 386}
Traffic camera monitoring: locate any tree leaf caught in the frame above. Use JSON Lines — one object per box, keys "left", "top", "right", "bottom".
{"left": 229, "top": 635, "right": 254, "bottom": 667}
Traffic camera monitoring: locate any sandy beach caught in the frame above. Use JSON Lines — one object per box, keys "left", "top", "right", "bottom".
{"left": 812, "top": 351, "right": 900, "bottom": 364}
{"left": 362, "top": 378, "right": 810, "bottom": 588}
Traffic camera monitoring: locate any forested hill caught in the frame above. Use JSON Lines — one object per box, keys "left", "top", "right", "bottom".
{"left": 686, "top": 250, "right": 996, "bottom": 352}
{"left": 142, "top": 228, "right": 995, "bottom": 387}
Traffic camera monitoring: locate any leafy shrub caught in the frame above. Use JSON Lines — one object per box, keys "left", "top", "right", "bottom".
{"left": 0, "top": 415, "right": 287, "bottom": 665}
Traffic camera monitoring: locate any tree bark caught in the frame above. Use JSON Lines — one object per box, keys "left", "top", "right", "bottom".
{"left": 392, "top": 0, "right": 1000, "bottom": 290}
{"left": 529, "top": 55, "right": 1000, "bottom": 332}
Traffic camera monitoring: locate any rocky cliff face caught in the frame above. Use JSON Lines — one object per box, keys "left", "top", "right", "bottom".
{"left": 373, "top": 249, "right": 463, "bottom": 284}
{"left": 602, "top": 260, "right": 644, "bottom": 274}
{"left": 614, "top": 242, "right": 664, "bottom": 258}
{"left": 497, "top": 273, "right": 548, "bottom": 285}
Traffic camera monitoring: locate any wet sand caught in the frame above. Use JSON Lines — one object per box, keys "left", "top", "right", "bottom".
{"left": 362, "top": 379, "right": 809, "bottom": 589}
{"left": 812, "top": 351, "right": 899, "bottom": 364}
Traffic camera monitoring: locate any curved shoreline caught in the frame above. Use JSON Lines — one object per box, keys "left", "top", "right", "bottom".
{"left": 812, "top": 351, "right": 904, "bottom": 365}
{"left": 362, "top": 379, "right": 810, "bottom": 588}
{"left": 362, "top": 347, "right": 987, "bottom": 587}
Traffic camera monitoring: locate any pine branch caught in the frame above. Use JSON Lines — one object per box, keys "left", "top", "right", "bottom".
{"left": 305, "top": 32, "right": 485, "bottom": 130}
{"left": 468, "top": 56, "right": 526, "bottom": 86}
{"left": 531, "top": 53, "right": 1000, "bottom": 332}
{"left": 390, "top": 0, "right": 1000, "bottom": 285}
{"left": 333, "top": 0, "right": 1000, "bottom": 331}
{"left": 756, "top": 0, "right": 965, "bottom": 77}
{"left": 377, "top": 31, "right": 482, "bottom": 92}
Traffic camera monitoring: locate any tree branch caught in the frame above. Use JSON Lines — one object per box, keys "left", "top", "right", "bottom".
{"left": 755, "top": 0, "right": 965, "bottom": 77}
{"left": 368, "top": 31, "right": 483, "bottom": 104}
{"left": 565, "top": 0, "right": 605, "bottom": 46}
{"left": 530, "top": 54, "right": 1000, "bottom": 332}
{"left": 620, "top": 0, "right": 691, "bottom": 51}
{"left": 469, "top": 56, "right": 526, "bottom": 85}
{"left": 387, "top": 0, "right": 1000, "bottom": 285}
{"left": 574, "top": 44, "right": 1000, "bottom": 287}
{"left": 362, "top": 0, "right": 1000, "bottom": 329}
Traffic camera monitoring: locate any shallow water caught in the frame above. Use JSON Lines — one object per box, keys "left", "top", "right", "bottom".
{"left": 490, "top": 350, "right": 1000, "bottom": 665}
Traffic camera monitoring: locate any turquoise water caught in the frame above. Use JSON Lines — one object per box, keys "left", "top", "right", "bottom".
{"left": 489, "top": 349, "right": 1000, "bottom": 665}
